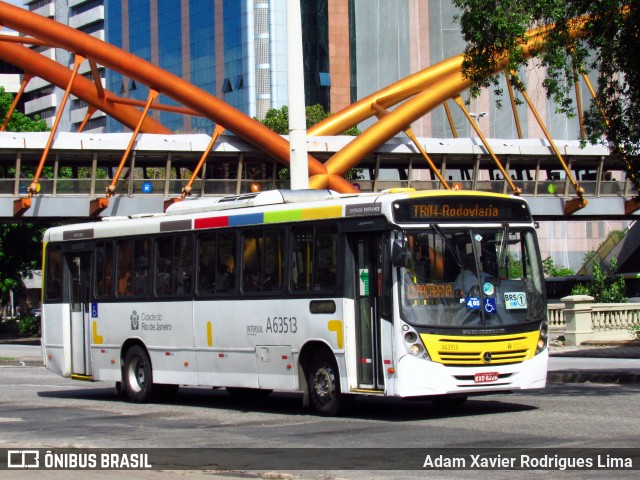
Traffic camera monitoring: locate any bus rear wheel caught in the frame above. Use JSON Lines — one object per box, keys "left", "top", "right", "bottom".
{"left": 308, "top": 351, "right": 350, "bottom": 416}
{"left": 123, "top": 345, "right": 154, "bottom": 403}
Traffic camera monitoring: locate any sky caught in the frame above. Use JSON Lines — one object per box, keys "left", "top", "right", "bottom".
{"left": 1, "top": 1, "right": 25, "bottom": 33}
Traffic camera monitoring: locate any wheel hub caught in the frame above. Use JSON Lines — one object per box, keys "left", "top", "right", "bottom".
{"left": 314, "top": 366, "right": 334, "bottom": 403}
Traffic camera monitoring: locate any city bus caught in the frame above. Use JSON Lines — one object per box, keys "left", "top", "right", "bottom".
{"left": 41, "top": 188, "right": 548, "bottom": 415}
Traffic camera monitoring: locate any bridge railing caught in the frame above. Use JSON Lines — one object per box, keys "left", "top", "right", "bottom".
{"left": 0, "top": 134, "right": 633, "bottom": 200}
{"left": 547, "top": 297, "right": 640, "bottom": 344}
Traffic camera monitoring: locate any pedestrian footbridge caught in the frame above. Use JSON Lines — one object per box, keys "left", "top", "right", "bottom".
{"left": 0, "top": 132, "right": 634, "bottom": 220}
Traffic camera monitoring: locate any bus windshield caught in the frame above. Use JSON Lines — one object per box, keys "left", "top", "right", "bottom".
{"left": 399, "top": 227, "right": 546, "bottom": 328}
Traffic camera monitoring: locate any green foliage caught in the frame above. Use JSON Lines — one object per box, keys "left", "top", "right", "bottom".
{"left": 570, "top": 257, "right": 627, "bottom": 303}
{"left": 0, "top": 87, "right": 49, "bottom": 316}
{"left": 542, "top": 257, "right": 575, "bottom": 277}
{"left": 0, "top": 224, "right": 46, "bottom": 299}
{"left": 257, "top": 104, "right": 361, "bottom": 136}
{"left": 451, "top": 1, "right": 640, "bottom": 190}
{"left": 0, "top": 87, "right": 49, "bottom": 132}
{"left": 570, "top": 283, "right": 590, "bottom": 296}
{"left": 629, "top": 323, "right": 640, "bottom": 341}
{"left": 18, "top": 315, "right": 40, "bottom": 337}
{"left": 260, "top": 104, "right": 362, "bottom": 183}
{"left": 507, "top": 258, "right": 522, "bottom": 279}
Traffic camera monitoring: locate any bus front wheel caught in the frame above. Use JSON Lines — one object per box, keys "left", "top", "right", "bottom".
{"left": 308, "top": 350, "right": 350, "bottom": 416}
{"left": 123, "top": 345, "right": 154, "bottom": 403}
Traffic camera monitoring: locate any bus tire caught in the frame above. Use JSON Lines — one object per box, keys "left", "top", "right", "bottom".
{"left": 308, "top": 350, "right": 348, "bottom": 416}
{"left": 123, "top": 345, "right": 154, "bottom": 403}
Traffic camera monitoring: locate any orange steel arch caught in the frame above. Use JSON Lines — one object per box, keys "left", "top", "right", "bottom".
{"left": 307, "top": 16, "right": 592, "bottom": 193}
{"left": 0, "top": 2, "right": 595, "bottom": 199}
{"left": 0, "top": 41, "right": 171, "bottom": 134}
{"left": 0, "top": 2, "right": 328, "bottom": 179}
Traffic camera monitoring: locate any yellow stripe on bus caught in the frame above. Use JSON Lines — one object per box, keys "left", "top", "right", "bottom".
{"left": 302, "top": 206, "right": 343, "bottom": 220}
{"left": 92, "top": 321, "right": 104, "bottom": 345}
{"left": 207, "top": 321, "right": 213, "bottom": 347}
{"left": 328, "top": 319, "right": 344, "bottom": 349}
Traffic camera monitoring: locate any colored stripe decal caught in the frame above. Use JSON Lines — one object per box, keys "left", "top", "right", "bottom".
{"left": 265, "top": 210, "right": 303, "bottom": 223}
{"left": 194, "top": 206, "right": 343, "bottom": 230}
{"left": 303, "top": 206, "right": 343, "bottom": 220}
{"left": 195, "top": 216, "right": 229, "bottom": 229}
{"left": 229, "top": 212, "right": 263, "bottom": 226}
{"left": 160, "top": 219, "right": 192, "bottom": 232}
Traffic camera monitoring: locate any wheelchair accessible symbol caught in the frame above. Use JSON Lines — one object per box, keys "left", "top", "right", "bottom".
{"left": 484, "top": 298, "right": 496, "bottom": 313}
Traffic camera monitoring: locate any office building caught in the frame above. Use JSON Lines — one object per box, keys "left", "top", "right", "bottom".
{"left": 23, "top": 0, "right": 106, "bottom": 132}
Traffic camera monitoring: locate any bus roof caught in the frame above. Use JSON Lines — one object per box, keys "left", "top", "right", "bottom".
{"left": 43, "top": 189, "right": 528, "bottom": 242}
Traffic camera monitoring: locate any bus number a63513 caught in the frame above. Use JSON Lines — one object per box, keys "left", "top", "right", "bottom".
{"left": 266, "top": 317, "right": 297, "bottom": 334}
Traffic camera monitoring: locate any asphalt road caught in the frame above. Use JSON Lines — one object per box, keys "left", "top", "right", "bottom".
{"left": 0, "top": 360, "right": 639, "bottom": 479}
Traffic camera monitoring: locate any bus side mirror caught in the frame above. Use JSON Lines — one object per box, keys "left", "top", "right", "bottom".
{"left": 391, "top": 238, "right": 407, "bottom": 267}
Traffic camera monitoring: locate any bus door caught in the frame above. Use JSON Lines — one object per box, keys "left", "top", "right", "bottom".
{"left": 353, "top": 233, "right": 388, "bottom": 392}
{"left": 64, "top": 251, "right": 93, "bottom": 376}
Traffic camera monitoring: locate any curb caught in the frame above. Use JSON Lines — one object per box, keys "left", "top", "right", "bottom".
{"left": 0, "top": 358, "right": 43, "bottom": 367}
{"left": 548, "top": 370, "right": 640, "bottom": 384}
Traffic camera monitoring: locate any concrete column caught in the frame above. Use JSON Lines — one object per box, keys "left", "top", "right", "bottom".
{"left": 562, "top": 295, "right": 594, "bottom": 346}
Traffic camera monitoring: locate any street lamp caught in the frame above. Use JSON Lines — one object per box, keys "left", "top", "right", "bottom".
{"left": 469, "top": 111, "right": 487, "bottom": 124}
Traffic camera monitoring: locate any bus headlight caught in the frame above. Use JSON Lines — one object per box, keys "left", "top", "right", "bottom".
{"left": 536, "top": 321, "right": 548, "bottom": 355}
{"left": 403, "top": 326, "right": 429, "bottom": 359}
{"left": 409, "top": 344, "right": 423, "bottom": 356}
{"left": 404, "top": 332, "right": 418, "bottom": 344}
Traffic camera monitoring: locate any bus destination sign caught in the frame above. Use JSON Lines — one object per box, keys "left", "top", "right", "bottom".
{"left": 393, "top": 196, "right": 531, "bottom": 223}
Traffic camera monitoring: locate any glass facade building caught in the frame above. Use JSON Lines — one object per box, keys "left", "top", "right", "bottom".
{"left": 23, "top": 0, "right": 592, "bottom": 141}
{"left": 24, "top": 0, "right": 107, "bottom": 132}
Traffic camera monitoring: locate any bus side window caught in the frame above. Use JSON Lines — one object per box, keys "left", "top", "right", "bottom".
{"left": 291, "top": 224, "right": 338, "bottom": 293}
{"left": 242, "top": 228, "right": 283, "bottom": 293}
{"left": 155, "top": 235, "right": 192, "bottom": 296}
{"left": 45, "top": 244, "right": 63, "bottom": 301}
{"left": 117, "top": 240, "right": 134, "bottom": 296}
{"left": 262, "top": 229, "right": 282, "bottom": 291}
{"left": 95, "top": 241, "right": 114, "bottom": 298}
{"left": 155, "top": 236, "right": 173, "bottom": 295}
{"left": 197, "top": 234, "right": 216, "bottom": 294}
{"left": 132, "top": 239, "right": 151, "bottom": 295}
{"left": 315, "top": 227, "right": 338, "bottom": 291}
{"left": 197, "top": 232, "right": 236, "bottom": 295}
{"left": 216, "top": 232, "right": 236, "bottom": 293}
{"left": 174, "top": 235, "right": 193, "bottom": 294}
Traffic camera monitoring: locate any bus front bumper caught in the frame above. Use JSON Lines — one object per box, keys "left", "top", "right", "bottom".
{"left": 395, "top": 348, "right": 549, "bottom": 398}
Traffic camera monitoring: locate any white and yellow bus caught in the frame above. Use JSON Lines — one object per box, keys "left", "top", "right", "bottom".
{"left": 41, "top": 188, "right": 548, "bottom": 415}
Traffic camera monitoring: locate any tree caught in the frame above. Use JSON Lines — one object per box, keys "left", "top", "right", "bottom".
{"left": 0, "top": 224, "right": 46, "bottom": 308}
{"left": 451, "top": 1, "right": 640, "bottom": 190}
{"left": 258, "top": 104, "right": 362, "bottom": 182}
{"left": 258, "top": 104, "right": 361, "bottom": 136}
{"left": 571, "top": 257, "right": 627, "bottom": 302}
{"left": 542, "top": 257, "right": 575, "bottom": 277}
{"left": 0, "top": 87, "right": 49, "bottom": 319}
{"left": 0, "top": 86, "right": 48, "bottom": 132}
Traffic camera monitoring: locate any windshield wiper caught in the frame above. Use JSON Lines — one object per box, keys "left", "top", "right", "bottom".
{"left": 497, "top": 224, "right": 510, "bottom": 269}
{"left": 431, "top": 224, "right": 462, "bottom": 267}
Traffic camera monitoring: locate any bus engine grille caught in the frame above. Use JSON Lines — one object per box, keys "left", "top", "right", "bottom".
{"left": 420, "top": 332, "right": 539, "bottom": 366}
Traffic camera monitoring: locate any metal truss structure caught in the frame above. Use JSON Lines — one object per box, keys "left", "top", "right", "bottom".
{"left": 0, "top": 2, "right": 626, "bottom": 217}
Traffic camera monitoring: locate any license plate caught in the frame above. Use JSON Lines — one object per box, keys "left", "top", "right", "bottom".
{"left": 474, "top": 372, "right": 499, "bottom": 383}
